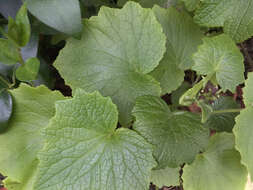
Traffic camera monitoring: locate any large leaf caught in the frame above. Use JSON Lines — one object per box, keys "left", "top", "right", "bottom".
{"left": 204, "top": 96, "right": 240, "bottom": 132}
{"left": 118, "top": 0, "right": 168, "bottom": 8}
{"left": 194, "top": 0, "right": 235, "bottom": 27}
{"left": 34, "top": 90, "right": 156, "bottom": 190}
{"left": 132, "top": 95, "right": 209, "bottom": 168}
{"left": 183, "top": 133, "right": 247, "bottom": 190}
{"left": 0, "top": 84, "right": 65, "bottom": 188}
{"left": 0, "top": 0, "right": 22, "bottom": 18}
{"left": 0, "top": 90, "right": 13, "bottom": 132}
{"left": 224, "top": 0, "right": 253, "bottom": 42}
{"left": 150, "top": 6, "right": 203, "bottom": 94}
{"left": 26, "top": 0, "right": 82, "bottom": 35}
{"left": 234, "top": 72, "right": 253, "bottom": 180}
{"left": 151, "top": 167, "right": 180, "bottom": 188}
{"left": 192, "top": 34, "right": 244, "bottom": 92}
{"left": 54, "top": 2, "right": 165, "bottom": 126}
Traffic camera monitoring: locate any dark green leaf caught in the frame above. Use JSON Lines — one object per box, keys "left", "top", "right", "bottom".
{"left": 0, "top": 90, "right": 13, "bottom": 132}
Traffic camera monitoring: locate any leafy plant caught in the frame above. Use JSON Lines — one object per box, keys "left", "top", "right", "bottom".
{"left": 1, "top": 0, "right": 253, "bottom": 190}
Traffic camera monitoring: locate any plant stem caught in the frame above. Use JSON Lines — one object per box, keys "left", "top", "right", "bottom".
{"left": 0, "top": 75, "right": 11, "bottom": 88}
{"left": 212, "top": 108, "right": 243, "bottom": 114}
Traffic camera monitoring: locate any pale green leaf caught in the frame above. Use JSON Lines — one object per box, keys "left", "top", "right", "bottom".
{"left": 0, "top": 38, "right": 20, "bottom": 65}
{"left": 26, "top": 0, "right": 82, "bottom": 35}
{"left": 183, "top": 133, "right": 248, "bottom": 190}
{"left": 34, "top": 90, "right": 156, "bottom": 190}
{"left": 242, "top": 71, "right": 253, "bottom": 107}
{"left": 204, "top": 96, "right": 240, "bottom": 132}
{"left": 224, "top": 0, "right": 253, "bottom": 43}
{"left": 0, "top": 84, "right": 65, "bottom": 188}
{"left": 118, "top": 0, "right": 168, "bottom": 8}
{"left": 192, "top": 34, "right": 244, "bottom": 92}
{"left": 150, "top": 6, "right": 203, "bottom": 94}
{"left": 198, "top": 100, "right": 213, "bottom": 123}
{"left": 133, "top": 95, "right": 209, "bottom": 168}
{"left": 151, "top": 167, "right": 180, "bottom": 188}
{"left": 181, "top": 0, "right": 199, "bottom": 11}
{"left": 16, "top": 57, "right": 40, "bottom": 81}
{"left": 194, "top": 0, "right": 235, "bottom": 27}
{"left": 54, "top": 2, "right": 165, "bottom": 126}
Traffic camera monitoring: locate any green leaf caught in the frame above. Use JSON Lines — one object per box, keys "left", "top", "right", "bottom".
{"left": 16, "top": 57, "right": 40, "bottom": 81}
{"left": 171, "top": 82, "right": 191, "bottom": 106}
{"left": 224, "top": 0, "right": 253, "bottom": 43}
{"left": 26, "top": 0, "right": 82, "bottom": 36}
{"left": 192, "top": 34, "right": 244, "bottom": 92}
{"left": 183, "top": 133, "right": 248, "bottom": 190}
{"left": 150, "top": 6, "right": 203, "bottom": 94}
{"left": 151, "top": 167, "right": 180, "bottom": 188}
{"left": 7, "top": 3, "right": 31, "bottom": 47}
{"left": 118, "top": 0, "right": 168, "bottom": 8}
{"left": 234, "top": 72, "right": 253, "bottom": 180}
{"left": 34, "top": 90, "right": 156, "bottom": 190}
{"left": 133, "top": 95, "right": 209, "bottom": 168}
{"left": 204, "top": 96, "right": 240, "bottom": 132}
{"left": 0, "top": 84, "right": 65, "bottom": 188}
{"left": 243, "top": 72, "right": 253, "bottom": 107}
{"left": 181, "top": 0, "right": 199, "bottom": 11}
{"left": 0, "top": 38, "right": 20, "bottom": 65}
{"left": 194, "top": 0, "right": 235, "bottom": 27}
{"left": 0, "top": 89, "right": 13, "bottom": 133}
{"left": 54, "top": 2, "right": 165, "bottom": 126}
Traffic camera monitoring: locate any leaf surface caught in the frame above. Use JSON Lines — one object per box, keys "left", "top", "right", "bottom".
{"left": 16, "top": 57, "right": 40, "bottom": 81}
{"left": 0, "top": 84, "right": 65, "bottom": 187}
{"left": 192, "top": 34, "right": 244, "bottom": 92}
{"left": 26, "top": 0, "right": 82, "bottom": 35}
{"left": 118, "top": 0, "right": 168, "bottom": 8}
{"left": 34, "top": 90, "right": 156, "bottom": 190}
{"left": 183, "top": 133, "right": 247, "bottom": 190}
{"left": 0, "top": 39, "right": 20, "bottom": 65}
{"left": 0, "top": 90, "right": 13, "bottom": 132}
{"left": 133, "top": 95, "right": 209, "bottom": 168}
{"left": 54, "top": 2, "right": 165, "bottom": 126}
{"left": 150, "top": 6, "right": 203, "bottom": 94}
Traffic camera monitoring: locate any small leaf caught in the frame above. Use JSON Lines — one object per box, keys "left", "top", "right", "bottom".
{"left": 16, "top": 57, "right": 40, "bottom": 81}
{"left": 0, "top": 38, "right": 20, "bottom": 65}
{"left": 0, "top": 84, "right": 65, "bottom": 188}
{"left": 9, "top": 3, "right": 31, "bottom": 47}
{"left": 0, "top": 90, "right": 13, "bottom": 133}
{"left": 151, "top": 167, "right": 180, "bottom": 188}
{"left": 34, "top": 90, "right": 156, "bottom": 190}
{"left": 192, "top": 34, "right": 244, "bottom": 92}
{"left": 26, "top": 0, "right": 82, "bottom": 36}
{"left": 133, "top": 95, "right": 209, "bottom": 168}
{"left": 205, "top": 96, "right": 240, "bottom": 132}
{"left": 183, "top": 133, "right": 248, "bottom": 190}
{"left": 54, "top": 1, "right": 165, "bottom": 126}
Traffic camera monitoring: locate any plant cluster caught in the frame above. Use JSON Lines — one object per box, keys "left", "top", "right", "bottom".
{"left": 0, "top": 0, "right": 253, "bottom": 190}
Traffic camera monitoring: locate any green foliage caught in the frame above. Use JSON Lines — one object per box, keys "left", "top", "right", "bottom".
{"left": 133, "top": 95, "right": 209, "bottom": 168}
{"left": 183, "top": 133, "right": 247, "bottom": 190}
{"left": 54, "top": 2, "right": 166, "bottom": 126}
{"left": 34, "top": 90, "right": 156, "bottom": 190}
{"left": 1, "top": 0, "right": 253, "bottom": 189}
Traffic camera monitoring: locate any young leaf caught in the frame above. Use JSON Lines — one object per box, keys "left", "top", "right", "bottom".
{"left": 0, "top": 84, "right": 65, "bottom": 187}
{"left": 0, "top": 38, "right": 21, "bottom": 65}
{"left": 26, "top": 0, "right": 82, "bottom": 36}
{"left": 0, "top": 90, "right": 13, "bottom": 132}
{"left": 54, "top": 2, "right": 165, "bottom": 126}
{"left": 183, "top": 133, "right": 248, "bottom": 190}
{"left": 204, "top": 96, "right": 240, "bottom": 132}
{"left": 151, "top": 167, "right": 180, "bottom": 188}
{"left": 234, "top": 72, "right": 253, "bottom": 180}
{"left": 132, "top": 95, "right": 209, "bottom": 168}
{"left": 150, "top": 6, "right": 203, "bottom": 94}
{"left": 223, "top": 0, "right": 253, "bottom": 43}
{"left": 194, "top": 0, "right": 235, "bottom": 27}
{"left": 192, "top": 34, "right": 244, "bottom": 92}
{"left": 34, "top": 90, "right": 156, "bottom": 190}
{"left": 16, "top": 57, "right": 40, "bottom": 81}
{"left": 118, "top": 0, "right": 168, "bottom": 8}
